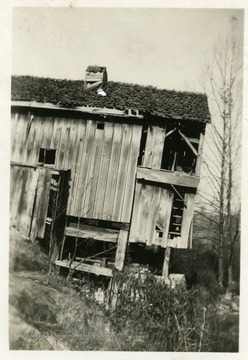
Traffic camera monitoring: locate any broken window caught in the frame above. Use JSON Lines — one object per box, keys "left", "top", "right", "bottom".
{"left": 155, "top": 222, "right": 164, "bottom": 240}
{"left": 161, "top": 129, "right": 198, "bottom": 174}
{"left": 168, "top": 188, "right": 185, "bottom": 239}
{"left": 38, "top": 148, "right": 56, "bottom": 165}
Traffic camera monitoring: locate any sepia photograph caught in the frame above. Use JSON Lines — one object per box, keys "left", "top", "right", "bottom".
{"left": 6, "top": 1, "right": 246, "bottom": 353}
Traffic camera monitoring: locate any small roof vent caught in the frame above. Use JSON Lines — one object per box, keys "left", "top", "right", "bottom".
{"left": 85, "top": 65, "right": 108, "bottom": 90}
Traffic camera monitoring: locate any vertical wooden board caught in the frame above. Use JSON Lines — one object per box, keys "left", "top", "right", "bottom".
{"left": 128, "top": 181, "right": 143, "bottom": 243}
{"left": 10, "top": 113, "right": 18, "bottom": 160}
{"left": 195, "top": 132, "right": 205, "bottom": 176}
{"left": 159, "top": 189, "right": 174, "bottom": 248}
{"left": 37, "top": 169, "right": 52, "bottom": 238}
{"left": 135, "top": 183, "right": 153, "bottom": 242}
{"left": 115, "top": 230, "right": 128, "bottom": 271}
{"left": 85, "top": 124, "right": 105, "bottom": 219}
{"left": 24, "top": 116, "right": 37, "bottom": 165}
{"left": 82, "top": 122, "right": 101, "bottom": 217}
{"left": 112, "top": 124, "right": 133, "bottom": 221}
{"left": 178, "top": 193, "right": 195, "bottom": 249}
{"left": 29, "top": 168, "right": 45, "bottom": 239}
{"left": 15, "top": 168, "right": 28, "bottom": 232}
{"left": 50, "top": 116, "right": 63, "bottom": 168}
{"left": 148, "top": 186, "right": 161, "bottom": 246}
{"left": 93, "top": 122, "right": 114, "bottom": 219}
{"left": 30, "top": 116, "right": 43, "bottom": 165}
{"left": 151, "top": 127, "right": 166, "bottom": 169}
{"left": 19, "top": 168, "right": 39, "bottom": 236}
{"left": 68, "top": 119, "right": 87, "bottom": 215}
{"left": 61, "top": 120, "right": 72, "bottom": 170}
{"left": 74, "top": 120, "right": 96, "bottom": 216}
{"left": 102, "top": 123, "right": 123, "bottom": 220}
{"left": 10, "top": 166, "right": 22, "bottom": 226}
{"left": 18, "top": 113, "right": 30, "bottom": 161}
{"left": 11, "top": 113, "right": 27, "bottom": 162}
{"left": 63, "top": 118, "right": 77, "bottom": 171}
{"left": 57, "top": 118, "right": 70, "bottom": 169}
{"left": 143, "top": 126, "right": 156, "bottom": 168}
{"left": 121, "top": 124, "right": 142, "bottom": 223}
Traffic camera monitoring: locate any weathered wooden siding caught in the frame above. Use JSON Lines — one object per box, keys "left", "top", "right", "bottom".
{"left": 10, "top": 165, "right": 52, "bottom": 238}
{"left": 143, "top": 126, "right": 166, "bottom": 169}
{"left": 11, "top": 111, "right": 142, "bottom": 223}
{"left": 129, "top": 182, "right": 174, "bottom": 247}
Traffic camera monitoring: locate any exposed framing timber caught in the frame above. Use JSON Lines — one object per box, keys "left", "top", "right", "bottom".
{"left": 55, "top": 260, "right": 113, "bottom": 277}
{"left": 64, "top": 224, "right": 119, "bottom": 243}
{"left": 137, "top": 167, "right": 199, "bottom": 188}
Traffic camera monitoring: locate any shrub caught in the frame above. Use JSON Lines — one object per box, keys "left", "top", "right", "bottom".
{"left": 106, "top": 268, "right": 219, "bottom": 351}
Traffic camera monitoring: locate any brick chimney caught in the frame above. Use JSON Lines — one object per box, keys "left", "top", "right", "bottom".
{"left": 85, "top": 65, "right": 108, "bottom": 90}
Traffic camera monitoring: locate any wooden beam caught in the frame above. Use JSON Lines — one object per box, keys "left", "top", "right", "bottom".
{"left": 115, "top": 230, "right": 129, "bottom": 271}
{"left": 64, "top": 225, "right": 119, "bottom": 243}
{"left": 162, "top": 247, "right": 171, "bottom": 278}
{"left": 137, "top": 167, "right": 199, "bottom": 188}
{"left": 178, "top": 130, "right": 198, "bottom": 157}
{"left": 11, "top": 101, "right": 144, "bottom": 119}
{"left": 55, "top": 260, "right": 113, "bottom": 277}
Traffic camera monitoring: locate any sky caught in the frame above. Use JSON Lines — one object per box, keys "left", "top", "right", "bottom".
{"left": 12, "top": 7, "right": 244, "bottom": 93}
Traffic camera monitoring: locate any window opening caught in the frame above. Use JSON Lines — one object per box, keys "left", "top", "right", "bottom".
{"left": 97, "top": 122, "right": 104, "bottom": 130}
{"left": 168, "top": 189, "right": 185, "bottom": 239}
{"left": 155, "top": 222, "right": 164, "bottom": 239}
{"left": 161, "top": 130, "right": 198, "bottom": 174}
{"left": 38, "top": 148, "right": 56, "bottom": 165}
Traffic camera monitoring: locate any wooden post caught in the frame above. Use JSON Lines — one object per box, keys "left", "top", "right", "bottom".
{"left": 162, "top": 247, "right": 171, "bottom": 278}
{"left": 195, "top": 132, "right": 205, "bottom": 176}
{"left": 115, "top": 230, "right": 128, "bottom": 271}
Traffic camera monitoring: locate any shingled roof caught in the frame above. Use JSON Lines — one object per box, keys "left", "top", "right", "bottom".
{"left": 11, "top": 75, "right": 211, "bottom": 123}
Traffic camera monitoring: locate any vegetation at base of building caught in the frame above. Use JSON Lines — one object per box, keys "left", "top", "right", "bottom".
{"left": 10, "top": 230, "right": 239, "bottom": 352}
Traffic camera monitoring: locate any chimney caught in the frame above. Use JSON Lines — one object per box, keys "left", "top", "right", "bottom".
{"left": 85, "top": 65, "right": 108, "bottom": 90}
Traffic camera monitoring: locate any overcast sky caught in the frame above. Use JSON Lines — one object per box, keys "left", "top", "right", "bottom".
{"left": 12, "top": 7, "right": 244, "bottom": 93}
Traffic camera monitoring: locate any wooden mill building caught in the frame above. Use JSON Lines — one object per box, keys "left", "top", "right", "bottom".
{"left": 10, "top": 66, "right": 211, "bottom": 279}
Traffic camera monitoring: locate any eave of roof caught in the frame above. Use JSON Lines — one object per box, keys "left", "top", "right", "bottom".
{"left": 11, "top": 75, "right": 211, "bottom": 123}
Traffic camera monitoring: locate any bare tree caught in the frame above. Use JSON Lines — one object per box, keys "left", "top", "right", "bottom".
{"left": 197, "top": 17, "right": 242, "bottom": 288}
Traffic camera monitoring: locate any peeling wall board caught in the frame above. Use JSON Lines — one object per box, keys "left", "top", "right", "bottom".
{"left": 121, "top": 124, "right": 142, "bottom": 223}
{"left": 151, "top": 127, "right": 166, "bottom": 169}
{"left": 64, "top": 225, "right": 119, "bottom": 242}
{"left": 112, "top": 124, "right": 133, "bottom": 221}
{"left": 137, "top": 167, "right": 200, "bottom": 188}
{"left": 102, "top": 123, "right": 123, "bottom": 220}
{"left": 177, "top": 193, "right": 195, "bottom": 248}
{"left": 115, "top": 230, "right": 129, "bottom": 270}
